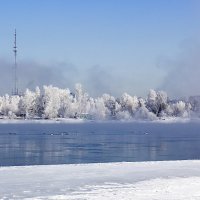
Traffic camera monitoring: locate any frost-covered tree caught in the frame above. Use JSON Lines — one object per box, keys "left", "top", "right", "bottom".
{"left": 43, "top": 85, "right": 62, "bottom": 118}
{"left": 101, "top": 94, "right": 121, "bottom": 118}
{"left": 74, "top": 83, "right": 89, "bottom": 117}
{"left": 34, "top": 87, "right": 44, "bottom": 117}
{"left": 120, "top": 93, "right": 139, "bottom": 116}
{"left": 135, "top": 106, "right": 157, "bottom": 120}
{"left": 0, "top": 97, "right": 3, "bottom": 115}
{"left": 93, "top": 97, "right": 108, "bottom": 120}
{"left": 147, "top": 90, "right": 168, "bottom": 117}
{"left": 171, "top": 101, "right": 190, "bottom": 117}
{"left": 18, "top": 88, "right": 40, "bottom": 118}
{"left": 58, "top": 88, "right": 74, "bottom": 118}
{"left": 1, "top": 94, "right": 10, "bottom": 116}
{"left": 116, "top": 110, "right": 132, "bottom": 120}
{"left": 0, "top": 83, "right": 195, "bottom": 120}
{"left": 1, "top": 94, "right": 20, "bottom": 118}
{"left": 189, "top": 96, "right": 200, "bottom": 113}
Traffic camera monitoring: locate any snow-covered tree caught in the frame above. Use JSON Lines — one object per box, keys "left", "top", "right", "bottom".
{"left": 93, "top": 97, "right": 108, "bottom": 120}
{"left": 58, "top": 88, "right": 74, "bottom": 118}
{"left": 43, "top": 85, "right": 62, "bottom": 119}
{"left": 18, "top": 88, "right": 40, "bottom": 118}
{"left": 116, "top": 110, "right": 132, "bottom": 120}
{"left": 0, "top": 83, "right": 195, "bottom": 120}
{"left": 171, "top": 101, "right": 190, "bottom": 117}
{"left": 147, "top": 90, "right": 168, "bottom": 117}
{"left": 135, "top": 106, "right": 157, "bottom": 120}
{"left": 1, "top": 94, "right": 20, "bottom": 118}
{"left": 120, "top": 93, "right": 139, "bottom": 116}
{"left": 101, "top": 94, "right": 121, "bottom": 118}
{"left": 74, "top": 83, "right": 89, "bottom": 117}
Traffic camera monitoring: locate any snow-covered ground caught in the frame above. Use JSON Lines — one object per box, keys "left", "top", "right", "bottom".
{"left": 1, "top": 160, "right": 200, "bottom": 199}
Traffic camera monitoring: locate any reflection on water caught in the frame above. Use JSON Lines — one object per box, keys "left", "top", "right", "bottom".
{"left": 0, "top": 122, "right": 200, "bottom": 166}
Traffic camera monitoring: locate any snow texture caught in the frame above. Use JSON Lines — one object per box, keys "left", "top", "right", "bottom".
{"left": 1, "top": 160, "right": 200, "bottom": 199}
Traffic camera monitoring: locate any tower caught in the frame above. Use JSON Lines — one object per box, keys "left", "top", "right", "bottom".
{"left": 12, "top": 29, "right": 18, "bottom": 95}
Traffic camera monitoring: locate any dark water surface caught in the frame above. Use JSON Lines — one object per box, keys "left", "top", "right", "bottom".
{"left": 0, "top": 121, "right": 200, "bottom": 166}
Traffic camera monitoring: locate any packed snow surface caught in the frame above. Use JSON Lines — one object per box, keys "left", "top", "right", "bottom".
{"left": 1, "top": 160, "right": 200, "bottom": 199}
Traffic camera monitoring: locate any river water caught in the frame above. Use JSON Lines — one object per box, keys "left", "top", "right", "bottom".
{"left": 0, "top": 121, "right": 200, "bottom": 166}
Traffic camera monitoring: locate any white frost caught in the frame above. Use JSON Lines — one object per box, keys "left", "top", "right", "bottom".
{"left": 0, "top": 84, "right": 197, "bottom": 121}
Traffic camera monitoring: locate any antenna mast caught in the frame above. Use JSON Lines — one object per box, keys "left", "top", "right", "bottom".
{"left": 13, "top": 29, "right": 18, "bottom": 95}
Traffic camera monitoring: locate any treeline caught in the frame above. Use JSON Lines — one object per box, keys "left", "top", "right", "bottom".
{"left": 0, "top": 84, "right": 198, "bottom": 120}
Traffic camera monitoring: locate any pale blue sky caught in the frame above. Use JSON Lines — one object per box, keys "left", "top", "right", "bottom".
{"left": 0, "top": 0, "right": 200, "bottom": 97}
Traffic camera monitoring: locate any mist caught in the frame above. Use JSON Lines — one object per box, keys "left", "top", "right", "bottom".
{"left": 3, "top": 38, "right": 200, "bottom": 99}
{"left": 0, "top": 58, "right": 79, "bottom": 95}
{"left": 0, "top": 59, "right": 125, "bottom": 97}
{"left": 159, "top": 39, "right": 200, "bottom": 98}
{"left": 0, "top": 58, "right": 144, "bottom": 97}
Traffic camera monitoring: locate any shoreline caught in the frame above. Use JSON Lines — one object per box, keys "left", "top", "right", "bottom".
{"left": 0, "top": 117, "right": 198, "bottom": 124}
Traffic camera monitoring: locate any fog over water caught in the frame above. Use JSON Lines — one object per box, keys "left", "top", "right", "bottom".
{"left": 0, "top": 39, "right": 200, "bottom": 98}
{"left": 159, "top": 39, "right": 200, "bottom": 98}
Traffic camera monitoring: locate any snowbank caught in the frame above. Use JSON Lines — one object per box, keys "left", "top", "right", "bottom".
{"left": 1, "top": 160, "right": 200, "bottom": 199}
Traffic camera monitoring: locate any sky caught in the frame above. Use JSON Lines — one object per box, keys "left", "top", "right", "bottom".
{"left": 0, "top": 0, "right": 200, "bottom": 98}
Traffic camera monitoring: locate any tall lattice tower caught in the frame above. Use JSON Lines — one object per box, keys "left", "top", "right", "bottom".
{"left": 12, "top": 29, "right": 18, "bottom": 95}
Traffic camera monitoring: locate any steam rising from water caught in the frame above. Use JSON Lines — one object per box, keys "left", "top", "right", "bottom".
{"left": 0, "top": 59, "right": 118, "bottom": 96}
{"left": 0, "top": 59, "right": 78, "bottom": 95}
{"left": 160, "top": 39, "right": 200, "bottom": 98}
{"left": 1, "top": 39, "right": 200, "bottom": 98}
